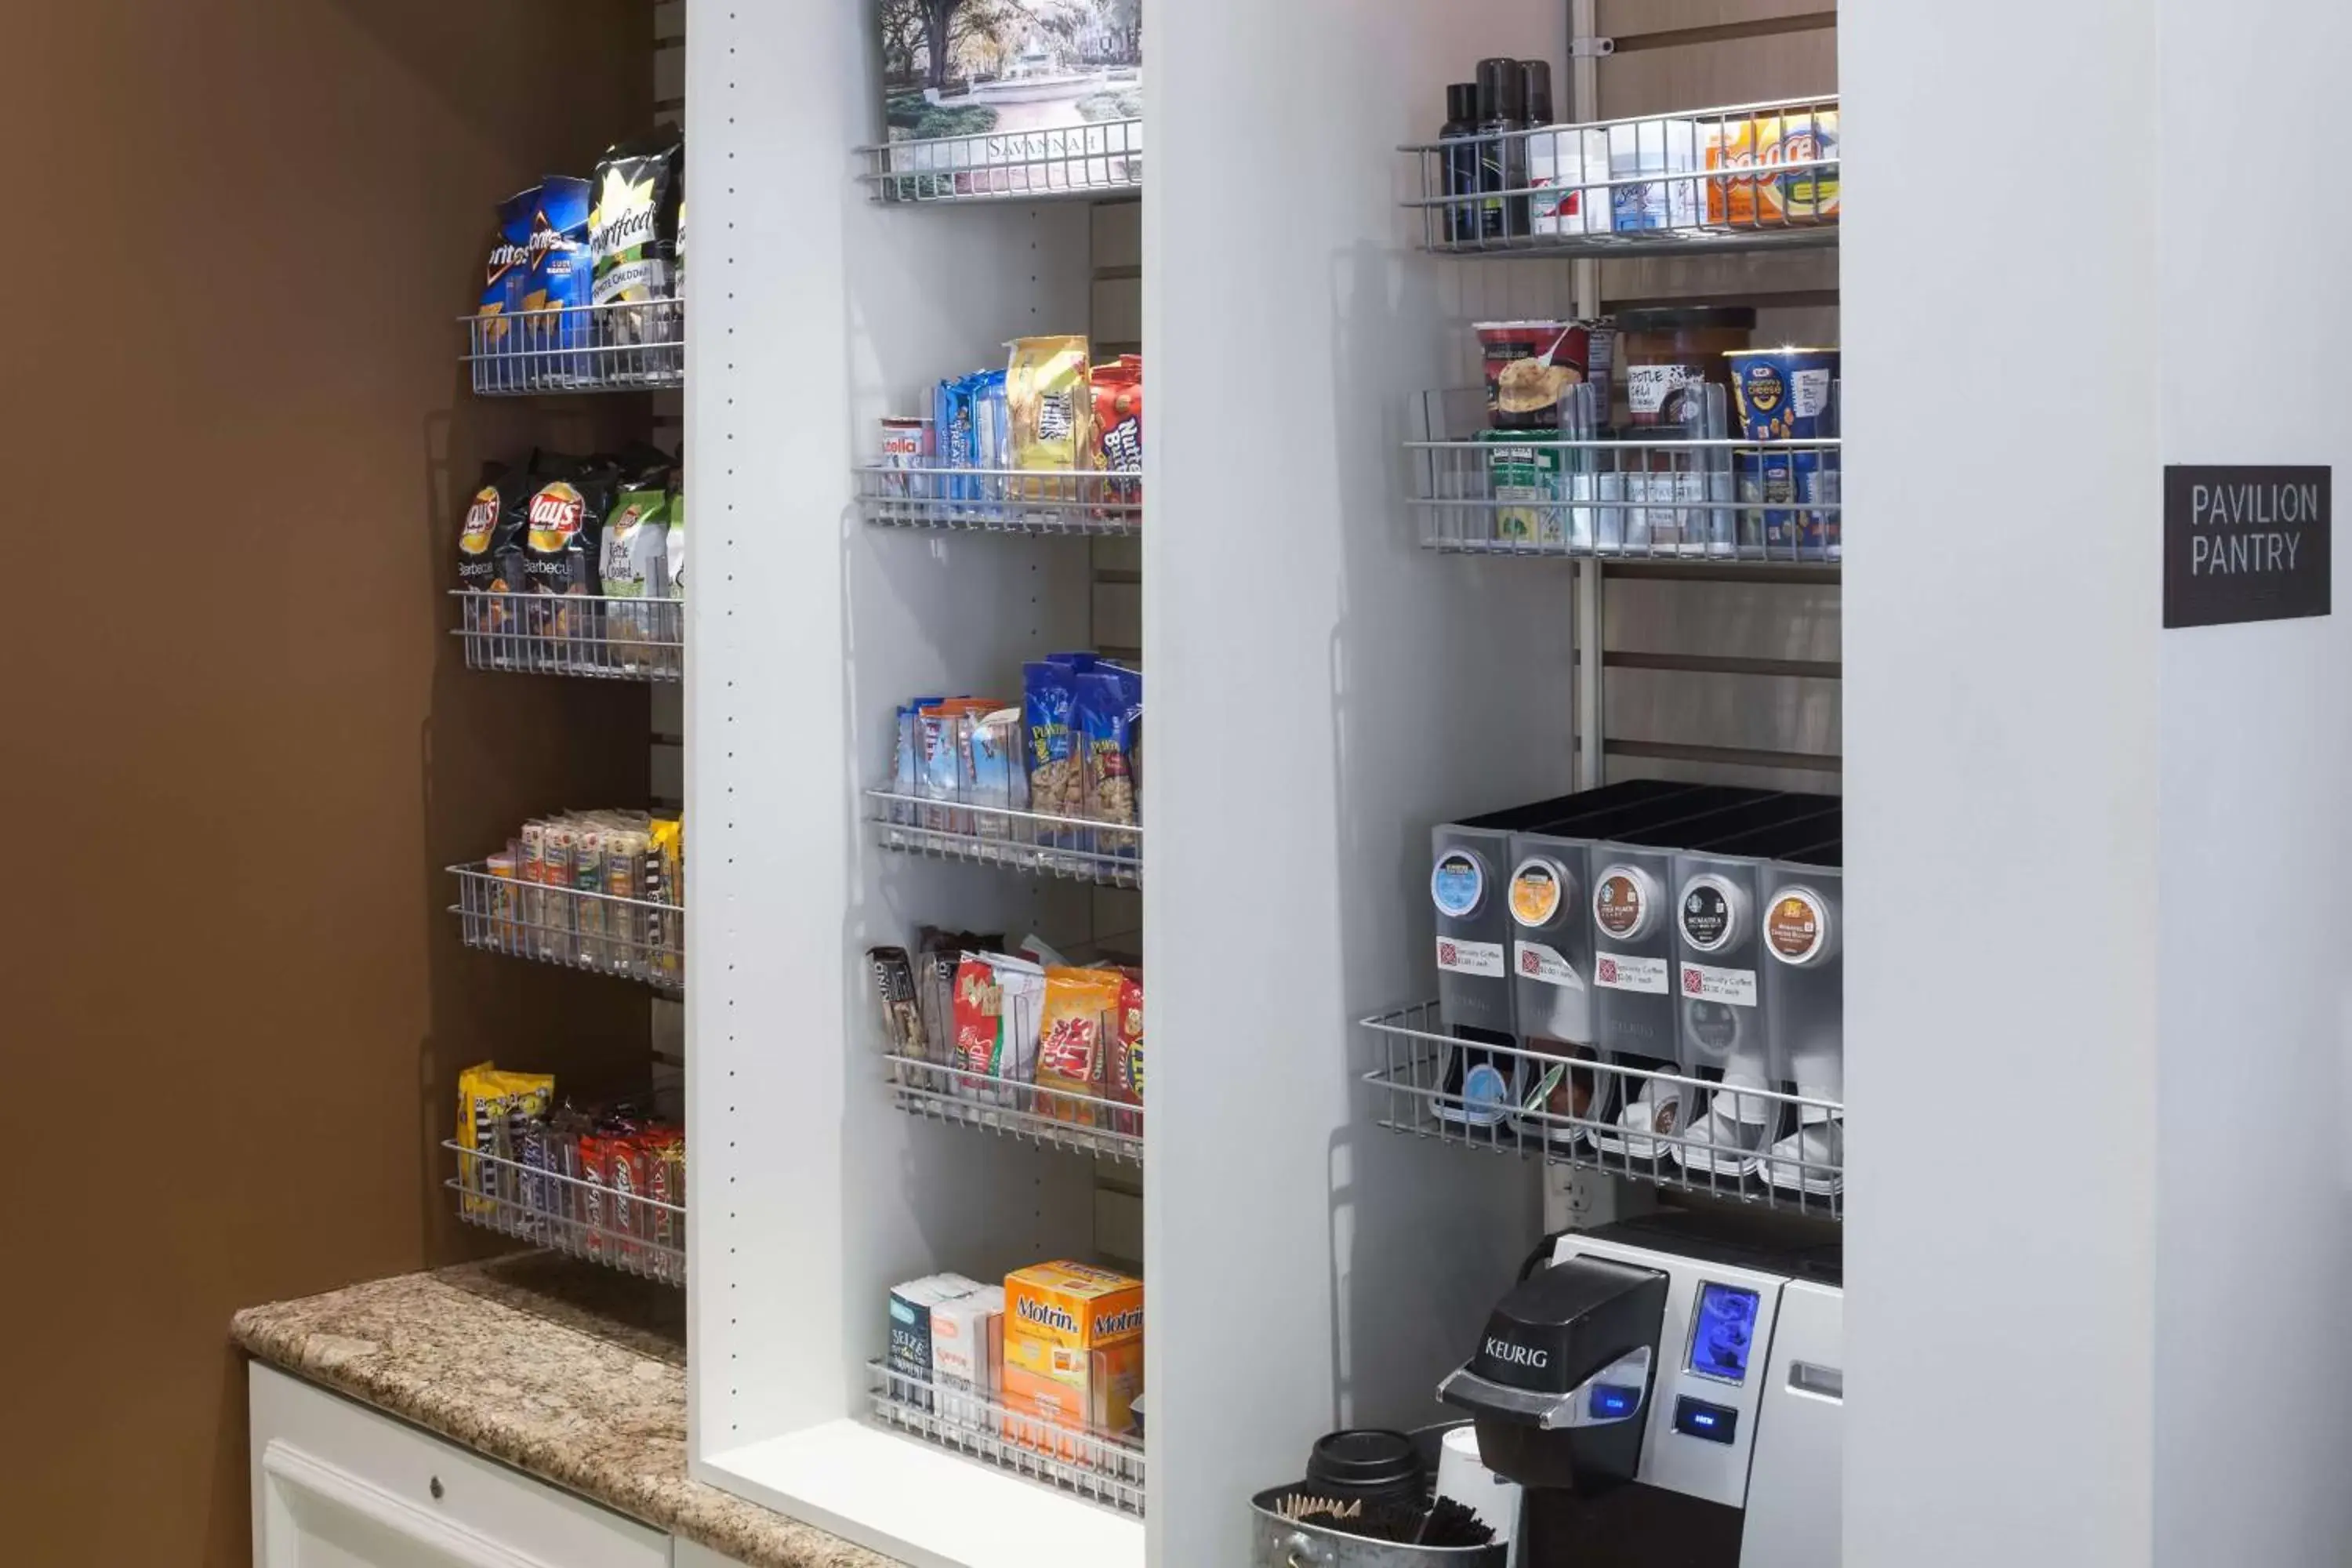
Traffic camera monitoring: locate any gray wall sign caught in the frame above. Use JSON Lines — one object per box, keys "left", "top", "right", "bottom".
{"left": 2163, "top": 465, "right": 2331, "bottom": 628}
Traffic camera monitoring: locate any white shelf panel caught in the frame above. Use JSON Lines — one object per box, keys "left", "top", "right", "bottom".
{"left": 700, "top": 1422, "right": 1144, "bottom": 1568}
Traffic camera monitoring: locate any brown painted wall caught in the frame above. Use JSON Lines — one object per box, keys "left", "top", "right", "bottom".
{"left": 9, "top": 3, "right": 660, "bottom": 1563}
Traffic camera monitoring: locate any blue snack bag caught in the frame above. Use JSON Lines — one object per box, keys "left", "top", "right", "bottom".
{"left": 1023, "top": 661, "right": 1082, "bottom": 845}
{"left": 524, "top": 176, "right": 593, "bottom": 383}
{"left": 935, "top": 375, "right": 979, "bottom": 505}
{"left": 1076, "top": 666, "right": 1143, "bottom": 858}
{"left": 475, "top": 187, "right": 537, "bottom": 375}
{"left": 971, "top": 369, "right": 1010, "bottom": 518}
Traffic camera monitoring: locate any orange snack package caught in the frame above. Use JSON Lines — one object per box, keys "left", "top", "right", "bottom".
{"left": 1036, "top": 967, "right": 1122, "bottom": 1126}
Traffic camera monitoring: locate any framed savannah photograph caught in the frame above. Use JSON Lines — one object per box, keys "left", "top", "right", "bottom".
{"left": 874, "top": 0, "right": 1144, "bottom": 198}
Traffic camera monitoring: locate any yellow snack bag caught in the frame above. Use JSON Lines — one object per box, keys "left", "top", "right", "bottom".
{"left": 1007, "top": 336, "right": 1093, "bottom": 499}
{"left": 456, "top": 1062, "right": 502, "bottom": 1218}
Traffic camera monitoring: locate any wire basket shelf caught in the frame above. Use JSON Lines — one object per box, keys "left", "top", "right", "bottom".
{"left": 1402, "top": 95, "right": 1838, "bottom": 259}
{"left": 1410, "top": 385, "right": 1841, "bottom": 565}
{"left": 451, "top": 590, "right": 683, "bottom": 680}
{"left": 858, "top": 117, "right": 1143, "bottom": 205}
{"left": 866, "top": 791, "right": 1142, "bottom": 889}
{"left": 870, "top": 951, "right": 1143, "bottom": 1164}
{"left": 1359, "top": 1001, "right": 1843, "bottom": 1221}
{"left": 461, "top": 299, "right": 684, "bottom": 395}
{"left": 445, "top": 1138, "right": 685, "bottom": 1284}
{"left": 856, "top": 466, "right": 1141, "bottom": 536}
{"left": 865, "top": 1360, "right": 1146, "bottom": 1517}
{"left": 449, "top": 861, "right": 684, "bottom": 993}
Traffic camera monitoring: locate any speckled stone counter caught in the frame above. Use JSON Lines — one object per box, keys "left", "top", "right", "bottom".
{"left": 231, "top": 1254, "right": 902, "bottom": 1568}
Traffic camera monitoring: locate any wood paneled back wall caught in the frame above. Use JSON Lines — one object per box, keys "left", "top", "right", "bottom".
{"left": 10, "top": 3, "right": 655, "bottom": 1562}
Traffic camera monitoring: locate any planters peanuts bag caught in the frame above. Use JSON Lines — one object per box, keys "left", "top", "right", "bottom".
{"left": 524, "top": 176, "right": 593, "bottom": 381}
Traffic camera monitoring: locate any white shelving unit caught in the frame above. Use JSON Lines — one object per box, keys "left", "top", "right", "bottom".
{"left": 688, "top": 4, "right": 1839, "bottom": 1566}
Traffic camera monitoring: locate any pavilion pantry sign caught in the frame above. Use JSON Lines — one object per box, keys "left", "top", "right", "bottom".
{"left": 2163, "top": 465, "right": 2330, "bottom": 628}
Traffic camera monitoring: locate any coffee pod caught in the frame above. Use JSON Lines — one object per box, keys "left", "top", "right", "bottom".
{"left": 1592, "top": 862, "right": 1664, "bottom": 943}
{"left": 1508, "top": 855, "right": 1574, "bottom": 930}
{"left": 1432, "top": 848, "right": 1490, "bottom": 920}
{"left": 1762, "top": 884, "right": 1837, "bottom": 967}
{"left": 1677, "top": 871, "right": 1751, "bottom": 956}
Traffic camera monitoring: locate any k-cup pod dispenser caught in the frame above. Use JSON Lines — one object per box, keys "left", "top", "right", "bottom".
{"left": 1669, "top": 815, "right": 1841, "bottom": 1179}
{"left": 1759, "top": 848, "right": 1843, "bottom": 1196}
{"left": 1585, "top": 797, "right": 1838, "bottom": 1163}
{"left": 1439, "top": 1213, "right": 1843, "bottom": 1568}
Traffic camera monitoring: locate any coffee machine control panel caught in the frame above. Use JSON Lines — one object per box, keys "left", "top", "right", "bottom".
{"left": 1551, "top": 1236, "right": 1788, "bottom": 1512}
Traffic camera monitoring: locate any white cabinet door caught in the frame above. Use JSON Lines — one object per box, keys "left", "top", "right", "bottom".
{"left": 671, "top": 1542, "right": 746, "bottom": 1568}
{"left": 250, "top": 1364, "right": 670, "bottom": 1568}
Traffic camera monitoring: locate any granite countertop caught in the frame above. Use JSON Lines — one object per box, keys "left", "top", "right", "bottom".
{"left": 231, "top": 1254, "right": 900, "bottom": 1568}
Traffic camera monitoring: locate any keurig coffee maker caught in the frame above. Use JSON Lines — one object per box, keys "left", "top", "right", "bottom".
{"left": 1439, "top": 1214, "right": 1842, "bottom": 1567}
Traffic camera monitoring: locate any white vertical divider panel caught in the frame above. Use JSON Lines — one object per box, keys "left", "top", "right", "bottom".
{"left": 688, "top": 3, "right": 1142, "bottom": 1563}
{"left": 1842, "top": 5, "right": 2161, "bottom": 1566}
{"left": 1146, "top": 4, "right": 1576, "bottom": 1563}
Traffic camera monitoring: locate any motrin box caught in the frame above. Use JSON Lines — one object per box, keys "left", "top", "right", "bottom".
{"left": 1001, "top": 1261, "right": 1144, "bottom": 1458}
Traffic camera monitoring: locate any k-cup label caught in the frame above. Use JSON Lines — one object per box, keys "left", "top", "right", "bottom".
{"left": 1594, "top": 869, "right": 1649, "bottom": 939}
{"left": 1509, "top": 859, "right": 1566, "bottom": 927}
{"left": 1432, "top": 851, "right": 1486, "bottom": 919}
{"left": 1650, "top": 1095, "right": 1682, "bottom": 1138}
{"left": 1679, "top": 960, "right": 1758, "bottom": 1008}
{"left": 1766, "top": 889, "right": 1829, "bottom": 965}
{"left": 1680, "top": 880, "right": 1737, "bottom": 953}
{"left": 1594, "top": 950, "right": 1669, "bottom": 994}
{"left": 1515, "top": 939, "right": 1581, "bottom": 988}
{"left": 1437, "top": 936, "right": 1506, "bottom": 978}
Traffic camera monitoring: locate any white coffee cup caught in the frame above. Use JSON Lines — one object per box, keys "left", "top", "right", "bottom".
{"left": 1436, "top": 1424, "right": 1522, "bottom": 1563}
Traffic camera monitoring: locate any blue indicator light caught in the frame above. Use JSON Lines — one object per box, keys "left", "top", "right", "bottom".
{"left": 1674, "top": 1396, "right": 1739, "bottom": 1445}
{"left": 1588, "top": 1384, "right": 1639, "bottom": 1420}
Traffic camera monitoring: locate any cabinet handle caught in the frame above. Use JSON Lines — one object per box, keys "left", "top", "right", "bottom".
{"left": 263, "top": 1440, "right": 561, "bottom": 1568}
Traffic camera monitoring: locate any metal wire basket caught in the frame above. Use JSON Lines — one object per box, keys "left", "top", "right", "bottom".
{"left": 855, "top": 465, "right": 1141, "bottom": 536}
{"left": 450, "top": 590, "right": 683, "bottom": 680}
{"left": 1410, "top": 385, "right": 1842, "bottom": 565}
{"left": 1401, "top": 94, "right": 1838, "bottom": 259}
{"left": 1359, "top": 1001, "right": 1843, "bottom": 1221}
{"left": 866, "top": 791, "right": 1142, "bottom": 888}
{"left": 865, "top": 1359, "right": 1146, "bottom": 1517}
{"left": 870, "top": 951, "right": 1143, "bottom": 1164}
{"left": 446, "top": 1138, "right": 685, "bottom": 1285}
{"left": 449, "top": 861, "right": 684, "bottom": 993}
{"left": 858, "top": 117, "right": 1143, "bottom": 205}
{"left": 461, "top": 299, "right": 684, "bottom": 395}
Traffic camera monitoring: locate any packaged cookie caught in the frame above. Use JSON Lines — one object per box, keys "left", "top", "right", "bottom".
{"left": 1007, "top": 336, "right": 1092, "bottom": 496}
{"left": 1090, "top": 357, "right": 1143, "bottom": 517}
{"left": 1109, "top": 970, "right": 1145, "bottom": 1137}
{"left": 1036, "top": 967, "right": 1122, "bottom": 1126}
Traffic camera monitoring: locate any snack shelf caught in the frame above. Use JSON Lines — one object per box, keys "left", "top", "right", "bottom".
{"left": 864, "top": 1359, "right": 1147, "bottom": 1518}
{"left": 445, "top": 1138, "right": 685, "bottom": 1285}
{"left": 858, "top": 117, "right": 1143, "bottom": 205}
{"left": 461, "top": 299, "right": 684, "bottom": 395}
{"left": 855, "top": 466, "right": 1140, "bottom": 537}
{"left": 1402, "top": 94, "right": 1838, "bottom": 260}
{"left": 450, "top": 590, "right": 683, "bottom": 681}
{"left": 865, "top": 791, "right": 1142, "bottom": 889}
{"left": 1359, "top": 1001, "right": 1843, "bottom": 1221}
{"left": 884, "top": 1054, "right": 1144, "bottom": 1163}
{"left": 449, "top": 861, "right": 684, "bottom": 994}
{"left": 1410, "top": 386, "right": 1841, "bottom": 565}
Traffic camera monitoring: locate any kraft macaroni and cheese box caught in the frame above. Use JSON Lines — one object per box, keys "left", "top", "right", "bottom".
{"left": 1001, "top": 1261, "right": 1143, "bottom": 1459}
{"left": 887, "top": 1275, "right": 979, "bottom": 1411}
{"left": 931, "top": 1285, "right": 1005, "bottom": 1431}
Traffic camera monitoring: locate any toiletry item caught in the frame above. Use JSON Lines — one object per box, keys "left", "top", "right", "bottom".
{"left": 1475, "top": 58, "right": 1528, "bottom": 241}
{"left": 1441, "top": 83, "right": 1481, "bottom": 245}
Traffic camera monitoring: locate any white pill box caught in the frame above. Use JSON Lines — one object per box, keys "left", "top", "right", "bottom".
{"left": 1530, "top": 125, "right": 1610, "bottom": 238}
{"left": 931, "top": 1284, "right": 1005, "bottom": 1430}
{"left": 1609, "top": 118, "right": 1700, "bottom": 231}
